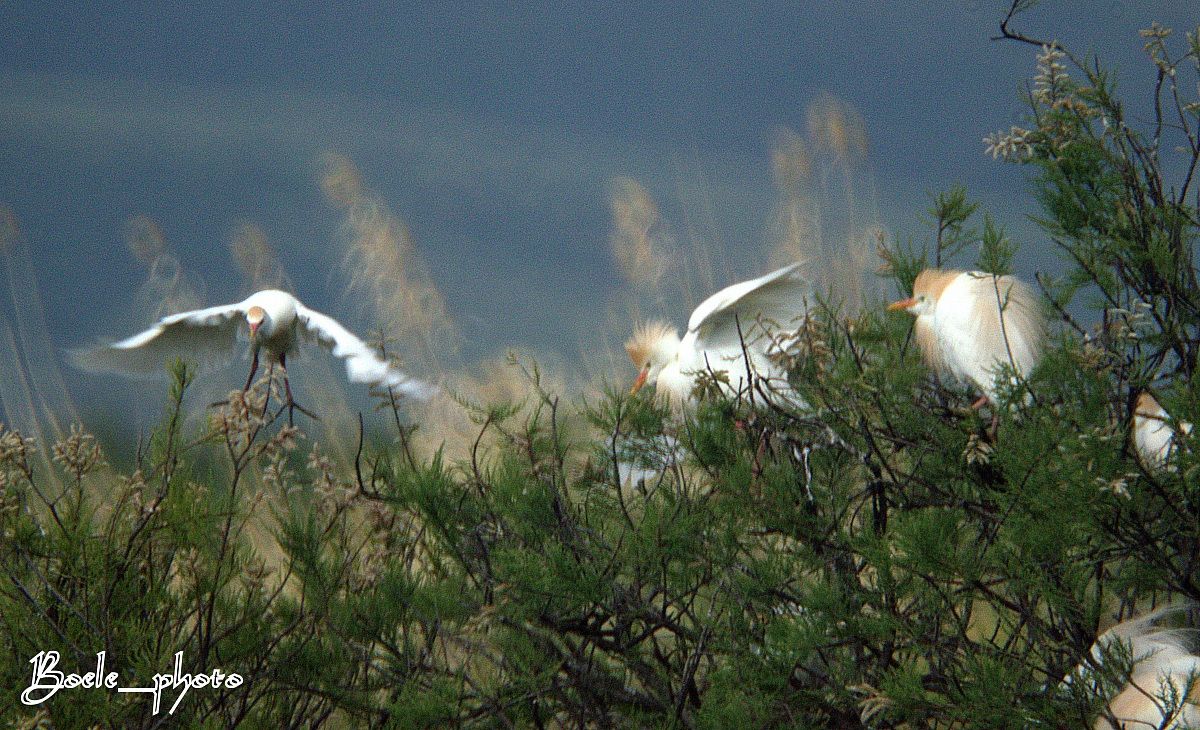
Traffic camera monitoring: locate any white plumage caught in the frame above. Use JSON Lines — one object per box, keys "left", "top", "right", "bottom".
{"left": 1134, "top": 391, "right": 1192, "bottom": 471}
{"left": 1067, "top": 607, "right": 1200, "bottom": 729}
{"left": 624, "top": 263, "right": 811, "bottom": 407}
{"left": 889, "top": 269, "right": 1046, "bottom": 404}
{"left": 74, "top": 289, "right": 436, "bottom": 403}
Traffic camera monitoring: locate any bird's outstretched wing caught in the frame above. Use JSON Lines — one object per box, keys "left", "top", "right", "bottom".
{"left": 293, "top": 303, "right": 437, "bottom": 400}
{"left": 71, "top": 302, "right": 246, "bottom": 376}
{"left": 687, "top": 263, "right": 812, "bottom": 355}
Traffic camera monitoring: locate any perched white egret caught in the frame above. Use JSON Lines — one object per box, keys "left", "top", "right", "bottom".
{"left": 74, "top": 289, "right": 436, "bottom": 420}
{"left": 1067, "top": 607, "right": 1200, "bottom": 729}
{"left": 624, "top": 263, "right": 811, "bottom": 407}
{"left": 888, "top": 269, "right": 1046, "bottom": 406}
{"left": 1133, "top": 391, "right": 1192, "bottom": 470}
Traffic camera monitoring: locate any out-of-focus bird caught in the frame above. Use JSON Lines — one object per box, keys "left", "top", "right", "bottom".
{"left": 888, "top": 269, "right": 1046, "bottom": 406}
{"left": 624, "top": 263, "right": 811, "bottom": 407}
{"left": 74, "top": 289, "right": 436, "bottom": 421}
{"left": 1134, "top": 391, "right": 1192, "bottom": 470}
{"left": 1067, "top": 607, "right": 1200, "bottom": 729}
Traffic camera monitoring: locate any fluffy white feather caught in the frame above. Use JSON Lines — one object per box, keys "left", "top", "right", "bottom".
{"left": 625, "top": 263, "right": 812, "bottom": 407}
{"left": 890, "top": 269, "right": 1046, "bottom": 402}
{"left": 1134, "top": 391, "right": 1193, "bottom": 471}
{"left": 1069, "top": 607, "right": 1200, "bottom": 729}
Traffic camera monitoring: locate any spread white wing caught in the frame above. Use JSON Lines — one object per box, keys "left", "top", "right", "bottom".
{"left": 71, "top": 302, "right": 247, "bottom": 376}
{"left": 687, "top": 263, "right": 812, "bottom": 357}
{"left": 294, "top": 303, "right": 437, "bottom": 400}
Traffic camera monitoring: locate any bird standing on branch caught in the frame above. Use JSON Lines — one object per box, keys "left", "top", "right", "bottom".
{"left": 624, "top": 263, "right": 812, "bottom": 408}
{"left": 1133, "top": 391, "right": 1192, "bottom": 471}
{"left": 888, "top": 269, "right": 1046, "bottom": 408}
{"left": 74, "top": 289, "right": 436, "bottom": 423}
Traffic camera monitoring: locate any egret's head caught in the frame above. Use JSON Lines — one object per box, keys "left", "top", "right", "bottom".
{"left": 887, "top": 269, "right": 959, "bottom": 317}
{"left": 1135, "top": 391, "right": 1165, "bottom": 420}
{"left": 246, "top": 306, "right": 267, "bottom": 337}
{"left": 624, "top": 321, "right": 680, "bottom": 394}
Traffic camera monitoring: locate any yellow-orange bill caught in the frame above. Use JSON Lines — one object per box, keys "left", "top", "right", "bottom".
{"left": 630, "top": 366, "right": 649, "bottom": 395}
{"left": 887, "top": 297, "right": 917, "bottom": 312}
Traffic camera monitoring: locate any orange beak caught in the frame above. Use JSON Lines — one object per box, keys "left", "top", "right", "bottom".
{"left": 887, "top": 297, "right": 917, "bottom": 312}
{"left": 248, "top": 321, "right": 260, "bottom": 337}
{"left": 630, "top": 366, "right": 650, "bottom": 395}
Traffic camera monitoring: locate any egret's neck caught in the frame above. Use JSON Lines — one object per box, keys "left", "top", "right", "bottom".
{"left": 654, "top": 361, "right": 694, "bottom": 405}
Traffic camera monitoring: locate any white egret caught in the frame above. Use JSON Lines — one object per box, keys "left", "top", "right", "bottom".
{"left": 888, "top": 269, "right": 1046, "bottom": 407}
{"left": 74, "top": 289, "right": 436, "bottom": 421}
{"left": 1133, "top": 391, "right": 1192, "bottom": 470}
{"left": 1067, "top": 607, "right": 1200, "bottom": 729}
{"left": 624, "top": 263, "right": 811, "bottom": 407}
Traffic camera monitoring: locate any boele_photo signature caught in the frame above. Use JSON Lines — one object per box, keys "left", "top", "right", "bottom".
{"left": 20, "top": 650, "right": 243, "bottom": 715}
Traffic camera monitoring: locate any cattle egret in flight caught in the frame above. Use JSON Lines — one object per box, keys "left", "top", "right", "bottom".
{"left": 1133, "top": 391, "right": 1192, "bottom": 470}
{"left": 624, "top": 263, "right": 811, "bottom": 407}
{"left": 75, "top": 289, "right": 435, "bottom": 421}
{"left": 888, "top": 269, "right": 1046, "bottom": 406}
